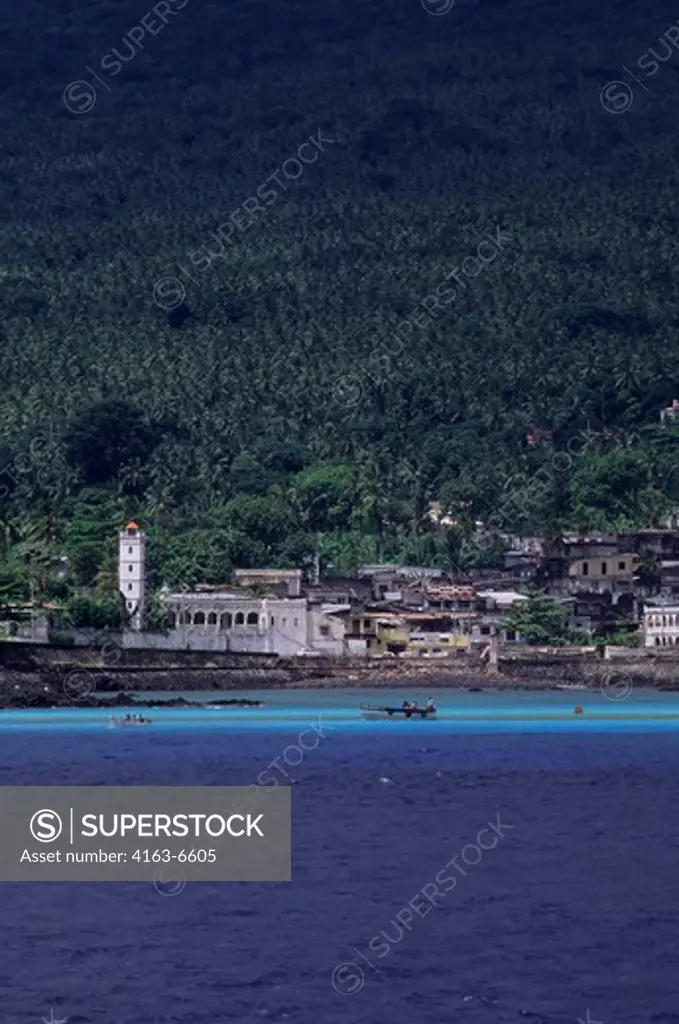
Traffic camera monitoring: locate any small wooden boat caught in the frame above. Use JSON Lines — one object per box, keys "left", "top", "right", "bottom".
{"left": 360, "top": 703, "right": 438, "bottom": 721}
{"left": 108, "top": 716, "right": 153, "bottom": 728}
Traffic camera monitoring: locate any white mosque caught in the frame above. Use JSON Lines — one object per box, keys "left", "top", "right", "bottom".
{"left": 117, "top": 522, "right": 346, "bottom": 655}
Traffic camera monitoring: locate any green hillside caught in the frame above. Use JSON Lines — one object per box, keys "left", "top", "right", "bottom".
{"left": 3, "top": 0, "right": 679, "bottom": 601}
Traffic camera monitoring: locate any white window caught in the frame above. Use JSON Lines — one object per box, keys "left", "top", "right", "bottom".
{"left": 127, "top": 584, "right": 133, "bottom": 591}
{"left": 294, "top": 618, "right": 299, "bottom": 627}
{"left": 128, "top": 547, "right": 133, "bottom": 554}
{"left": 129, "top": 565, "right": 133, "bottom": 572}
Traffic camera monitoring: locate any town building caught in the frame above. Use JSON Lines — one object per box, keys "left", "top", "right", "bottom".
{"left": 302, "top": 577, "right": 373, "bottom": 607}
{"left": 125, "top": 584, "right": 348, "bottom": 656}
{"left": 619, "top": 529, "right": 679, "bottom": 561}
{"left": 157, "top": 588, "right": 310, "bottom": 654}
{"left": 0, "top": 606, "right": 51, "bottom": 642}
{"left": 642, "top": 604, "right": 679, "bottom": 646}
{"left": 660, "top": 399, "right": 679, "bottom": 425}
{"left": 354, "top": 610, "right": 474, "bottom": 657}
{"left": 503, "top": 549, "right": 543, "bottom": 581}
{"left": 420, "top": 584, "right": 475, "bottom": 611}
{"left": 504, "top": 536, "right": 544, "bottom": 556}
{"left": 546, "top": 532, "right": 634, "bottom": 584}
{"left": 567, "top": 551, "right": 638, "bottom": 587}
{"left": 357, "top": 564, "right": 445, "bottom": 602}
{"left": 389, "top": 610, "right": 474, "bottom": 656}
{"left": 525, "top": 429, "right": 553, "bottom": 447}
{"left": 660, "top": 508, "right": 679, "bottom": 530}
{"left": 233, "top": 568, "right": 302, "bottom": 597}
{"left": 473, "top": 590, "right": 526, "bottom": 644}
{"left": 541, "top": 534, "right": 639, "bottom": 636}
{"left": 658, "top": 560, "right": 679, "bottom": 595}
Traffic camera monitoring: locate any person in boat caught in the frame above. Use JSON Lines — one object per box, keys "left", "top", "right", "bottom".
{"left": 402, "top": 700, "right": 412, "bottom": 711}
{"left": 425, "top": 698, "right": 436, "bottom": 713}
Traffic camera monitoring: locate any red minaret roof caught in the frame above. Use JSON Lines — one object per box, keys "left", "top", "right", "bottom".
{"left": 126, "top": 521, "right": 139, "bottom": 530}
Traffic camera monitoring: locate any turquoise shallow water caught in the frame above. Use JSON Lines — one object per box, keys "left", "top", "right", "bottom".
{"left": 2, "top": 688, "right": 679, "bottom": 731}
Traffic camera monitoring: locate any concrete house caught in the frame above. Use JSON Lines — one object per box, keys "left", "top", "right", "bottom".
{"left": 660, "top": 399, "right": 679, "bottom": 425}
{"left": 643, "top": 604, "right": 679, "bottom": 647}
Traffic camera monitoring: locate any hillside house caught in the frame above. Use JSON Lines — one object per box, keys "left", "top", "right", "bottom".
{"left": 643, "top": 604, "right": 679, "bottom": 647}
{"left": 660, "top": 399, "right": 679, "bottom": 425}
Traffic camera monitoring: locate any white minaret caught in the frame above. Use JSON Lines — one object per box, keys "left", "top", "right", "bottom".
{"left": 119, "top": 520, "right": 145, "bottom": 631}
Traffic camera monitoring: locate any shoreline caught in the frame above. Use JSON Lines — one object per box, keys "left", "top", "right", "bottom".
{"left": 2, "top": 662, "right": 679, "bottom": 708}
{"left": 0, "top": 677, "right": 563, "bottom": 710}
{"left": 1, "top": 640, "right": 679, "bottom": 707}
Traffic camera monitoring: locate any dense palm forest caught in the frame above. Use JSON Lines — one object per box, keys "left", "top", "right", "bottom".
{"left": 3, "top": 0, "right": 679, "bottom": 617}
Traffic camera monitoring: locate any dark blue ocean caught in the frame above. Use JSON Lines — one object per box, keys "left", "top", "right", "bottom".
{"left": 1, "top": 690, "right": 678, "bottom": 1024}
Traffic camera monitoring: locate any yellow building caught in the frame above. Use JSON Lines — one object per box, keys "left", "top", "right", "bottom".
{"left": 568, "top": 554, "right": 638, "bottom": 583}
{"left": 368, "top": 612, "right": 474, "bottom": 657}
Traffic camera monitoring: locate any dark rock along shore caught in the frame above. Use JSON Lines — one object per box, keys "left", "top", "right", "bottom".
{"left": 1, "top": 641, "right": 678, "bottom": 708}
{"left": 2, "top": 662, "right": 678, "bottom": 708}
{"left": 0, "top": 681, "right": 266, "bottom": 709}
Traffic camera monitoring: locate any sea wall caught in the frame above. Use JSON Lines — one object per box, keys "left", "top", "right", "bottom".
{"left": 2, "top": 641, "right": 679, "bottom": 696}
{"left": 0, "top": 641, "right": 280, "bottom": 671}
